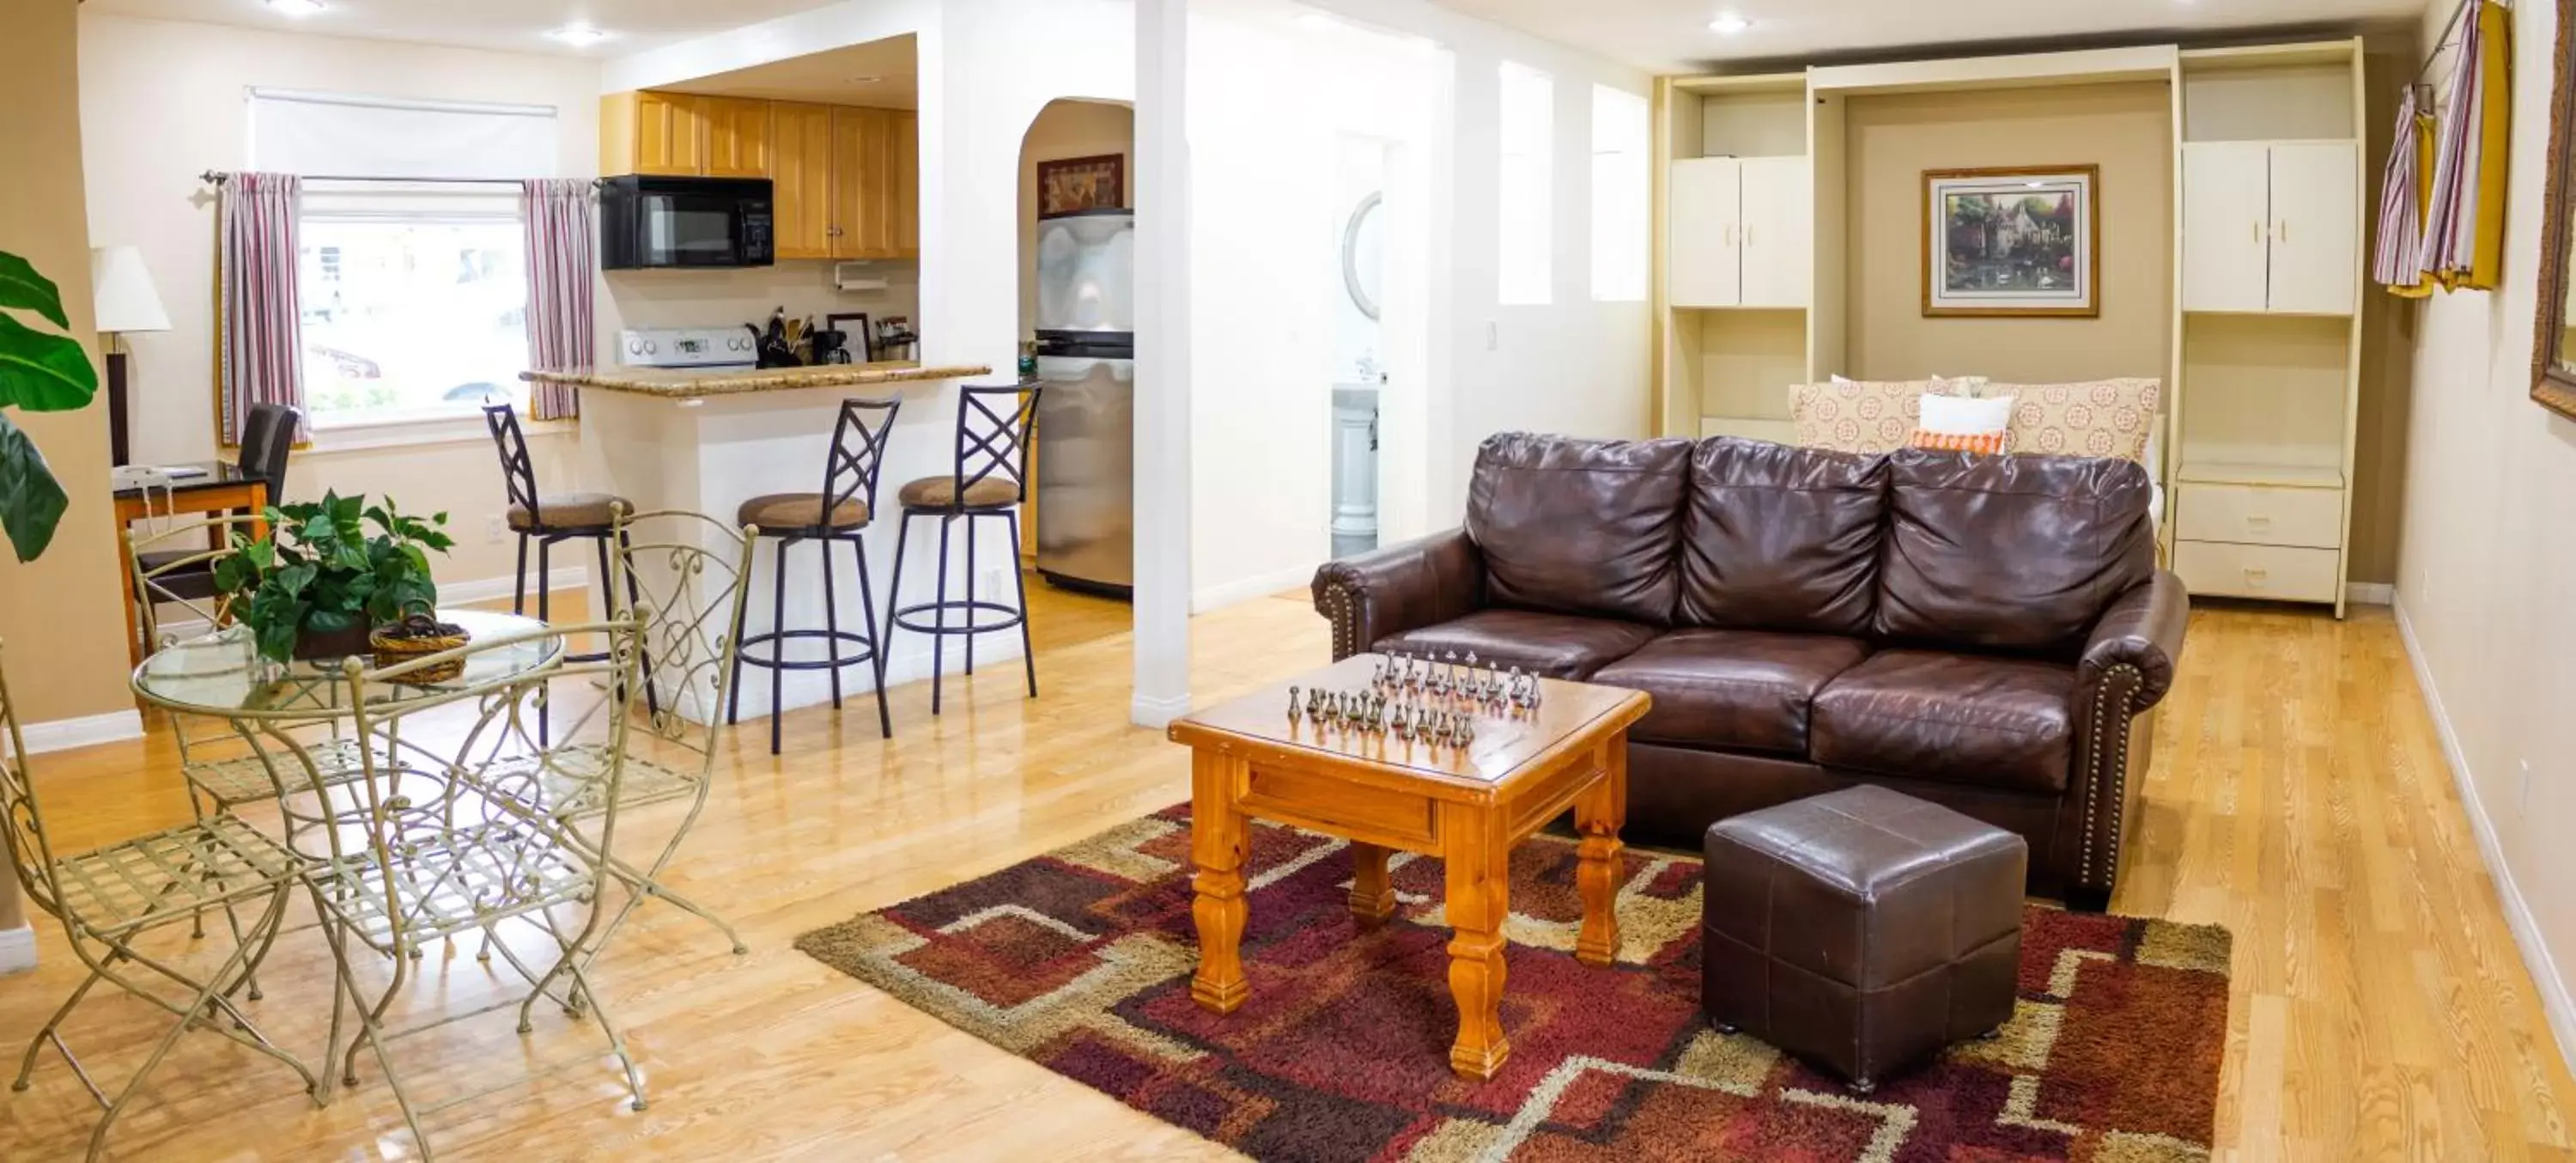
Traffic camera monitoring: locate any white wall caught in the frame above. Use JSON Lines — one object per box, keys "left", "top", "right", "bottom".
{"left": 1302, "top": 0, "right": 1654, "bottom": 525}
{"left": 77, "top": 12, "right": 600, "bottom": 587}
{"left": 2392, "top": 0, "right": 2576, "bottom": 1066}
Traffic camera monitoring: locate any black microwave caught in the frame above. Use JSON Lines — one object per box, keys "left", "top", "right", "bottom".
{"left": 599, "top": 175, "right": 775, "bottom": 270}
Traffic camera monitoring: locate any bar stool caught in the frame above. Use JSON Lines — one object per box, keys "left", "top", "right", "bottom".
{"left": 883, "top": 383, "right": 1042, "bottom": 715}
{"left": 485, "top": 404, "right": 640, "bottom": 642}
{"left": 728, "top": 398, "right": 901, "bottom": 753}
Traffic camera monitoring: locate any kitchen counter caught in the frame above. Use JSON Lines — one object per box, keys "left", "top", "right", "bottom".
{"left": 519, "top": 362, "right": 994, "bottom": 399}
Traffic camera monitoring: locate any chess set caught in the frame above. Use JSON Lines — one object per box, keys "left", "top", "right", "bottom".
{"left": 1288, "top": 651, "right": 1542, "bottom": 752}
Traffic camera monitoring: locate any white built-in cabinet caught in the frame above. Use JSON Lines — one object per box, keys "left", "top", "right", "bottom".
{"left": 2180, "top": 140, "right": 2360, "bottom": 315}
{"left": 1651, "top": 40, "right": 2370, "bottom": 617}
{"left": 1669, "top": 156, "right": 1811, "bottom": 309}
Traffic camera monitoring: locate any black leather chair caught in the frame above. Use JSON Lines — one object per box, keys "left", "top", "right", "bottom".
{"left": 132, "top": 402, "right": 300, "bottom": 602}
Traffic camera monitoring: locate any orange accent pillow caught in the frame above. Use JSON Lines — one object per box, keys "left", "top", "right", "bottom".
{"left": 1909, "top": 429, "right": 2009, "bottom": 455}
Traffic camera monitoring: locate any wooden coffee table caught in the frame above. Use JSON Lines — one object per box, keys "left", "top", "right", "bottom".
{"left": 1165, "top": 653, "right": 1649, "bottom": 1081}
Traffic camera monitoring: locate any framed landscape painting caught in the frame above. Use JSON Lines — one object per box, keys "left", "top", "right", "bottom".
{"left": 1923, "top": 165, "right": 2099, "bottom": 317}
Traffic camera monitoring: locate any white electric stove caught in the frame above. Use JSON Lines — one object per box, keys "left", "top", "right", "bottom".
{"left": 619, "top": 326, "right": 758, "bottom": 369}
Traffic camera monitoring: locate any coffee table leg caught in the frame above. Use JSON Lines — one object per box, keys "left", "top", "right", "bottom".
{"left": 1440, "top": 802, "right": 1510, "bottom": 1081}
{"left": 1190, "top": 752, "right": 1251, "bottom": 1014}
{"left": 1349, "top": 842, "right": 1396, "bottom": 923}
{"left": 1573, "top": 739, "right": 1628, "bottom": 967}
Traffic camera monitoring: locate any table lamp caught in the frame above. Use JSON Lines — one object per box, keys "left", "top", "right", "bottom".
{"left": 91, "top": 245, "right": 171, "bottom": 467}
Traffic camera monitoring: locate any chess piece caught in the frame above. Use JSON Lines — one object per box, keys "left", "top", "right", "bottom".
{"left": 1288, "top": 685, "right": 1301, "bottom": 719}
{"left": 1454, "top": 715, "right": 1474, "bottom": 746}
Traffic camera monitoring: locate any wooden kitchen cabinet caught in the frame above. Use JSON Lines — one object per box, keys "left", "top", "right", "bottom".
{"left": 701, "top": 96, "right": 775, "bottom": 180}
{"left": 829, "top": 107, "right": 920, "bottom": 260}
{"left": 771, "top": 102, "right": 835, "bottom": 259}
{"left": 601, "top": 90, "right": 708, "bottom": 177}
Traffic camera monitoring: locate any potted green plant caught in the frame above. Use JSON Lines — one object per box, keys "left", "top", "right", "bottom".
{"left": 214, "top": 492, "right": 456, "bottom": 663}
{"left": 0, "top": 249, "right": 102, "bottom": 563}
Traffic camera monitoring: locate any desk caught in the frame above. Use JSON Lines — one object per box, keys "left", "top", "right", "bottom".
{"left": 114, "top": 461, "right": 270, "bottom": 668}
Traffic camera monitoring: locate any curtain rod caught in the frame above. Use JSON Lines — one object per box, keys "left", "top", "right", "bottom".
{"left": 2414, "top": 0, "right": 2508, "bottom": 92}
{"left": 198, "top": 171, "right": 530, "bottom": 187}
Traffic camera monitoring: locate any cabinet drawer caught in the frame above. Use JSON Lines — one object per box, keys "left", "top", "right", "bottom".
{"left": 2173, "top": 540, "right": 2341, "bottom": 603}
{"left": 2175, "top": 483, "right": 2343, "bottom": 548}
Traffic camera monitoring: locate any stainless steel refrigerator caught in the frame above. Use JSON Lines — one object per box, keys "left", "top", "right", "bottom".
{"left": 1033, "top": 209, "right": 1136, "bottom": 596}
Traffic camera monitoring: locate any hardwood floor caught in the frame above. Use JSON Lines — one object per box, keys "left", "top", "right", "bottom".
{"left": 1, "top": 597, "right": 2570, "bottom": 1160}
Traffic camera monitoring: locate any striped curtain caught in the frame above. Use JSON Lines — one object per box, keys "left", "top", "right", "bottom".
{"left": 2421, "top": 0, "right": 2511, "bottom": 291}
{"left": 216, "top": 172, "right": 304, "bottom": 448}
{"left": 2372, "top": 87, "right": 2433, "bottom": 297}
{"left": 520, "top": 179, "right": 595, "bottom": 422}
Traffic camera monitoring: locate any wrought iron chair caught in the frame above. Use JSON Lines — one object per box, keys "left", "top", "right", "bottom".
{"left": 479, "top": 505, "right": 756, "bottom": 964}
{"left": 882, "top": 383, "right": 1042, "bottom": 715}
{"left": 0, "top": 643, "right": 324, "bottom": 1162}
{"left": 301, "top": 611, "right": 650, "bottom": 1160}
{"left": 730, "top": 398, "right": 902, "bottom": 751}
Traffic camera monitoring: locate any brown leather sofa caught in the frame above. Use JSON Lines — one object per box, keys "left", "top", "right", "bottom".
{"left": 1311, "top": 434, "right": 2188, "bottom": 910}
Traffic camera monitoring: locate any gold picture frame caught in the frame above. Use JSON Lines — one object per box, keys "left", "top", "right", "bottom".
{"left": 1922, "top": 164, "right": 2101, "bottom": 318}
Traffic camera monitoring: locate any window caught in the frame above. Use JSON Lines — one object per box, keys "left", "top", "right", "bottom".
{"left": 296, "top": 200, "right": 531, "bottom": 425}
{"left": 1497, "top": 61, "right": 1555, "bottom": 306}
{"left": 1590, "top": 86, "right": 1649, "bottom": 302}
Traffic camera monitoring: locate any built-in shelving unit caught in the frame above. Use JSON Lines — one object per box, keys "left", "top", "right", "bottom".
{"left": 1650, "top": 38, "right": 2366, "bottom": 618}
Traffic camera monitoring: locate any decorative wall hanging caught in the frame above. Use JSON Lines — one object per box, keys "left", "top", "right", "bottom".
{"left": 1922, "top": 165, "right": 2099, "bottom": 318}
{"left": 1036, "top": 153, "right": 1125, "bottom": 216}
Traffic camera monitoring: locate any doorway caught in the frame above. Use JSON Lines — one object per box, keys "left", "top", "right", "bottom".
{"left": 1331, "top": 136, "right": 1392, "bottom": 558}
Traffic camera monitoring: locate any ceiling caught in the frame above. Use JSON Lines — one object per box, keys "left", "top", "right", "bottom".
{"left": 1426, "top": 0, "right": 2426, "bottom": 73}
{"left": 84, "top": 0, "right": 846, "bottom": 58}
{"left": 663, "top": 35, "right": 919, "bottom": 108}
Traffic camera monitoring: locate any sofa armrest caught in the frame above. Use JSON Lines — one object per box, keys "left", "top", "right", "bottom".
{"left": 2079, "top": 571, "right": 2189, "bottom": 709}
{"left": 2058, "top": 570, "right": 2186, "bottom": 910}
{"left": 1310, "top": 528, "right": 1485, "bottom": 661}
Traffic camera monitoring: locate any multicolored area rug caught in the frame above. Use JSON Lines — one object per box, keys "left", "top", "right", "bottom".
{"left": 796, "top": 805, "right": 2233, "bottom": 1162}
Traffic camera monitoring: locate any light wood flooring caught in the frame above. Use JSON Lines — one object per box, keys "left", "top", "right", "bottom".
{"left": 1, "top": 595, "right": 2571, "bottom": 1160}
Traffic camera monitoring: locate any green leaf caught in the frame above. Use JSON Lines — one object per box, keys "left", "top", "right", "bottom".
{"left": 0, "top": 314, "right": 98, "bottom": 412}
{"left": 276, "top": 561, "right": 317, "bottom": 598}
{"left": 304, "top": 608, "right": 361, "bottom": 633}
{"left": 0, "top": 252, "right": 69, "bottom": 329}
{"left": 0, "top": 413, "right": 68, "bottom": 563}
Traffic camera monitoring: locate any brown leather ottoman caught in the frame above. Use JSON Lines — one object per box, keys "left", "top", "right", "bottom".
{"left": 1701, "top": 784, "right": 2026, "bottom": 1093}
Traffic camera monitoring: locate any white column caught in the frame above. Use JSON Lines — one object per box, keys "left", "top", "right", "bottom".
{"left": 1130, "top": 0, "right": 1193, "bottom": 726}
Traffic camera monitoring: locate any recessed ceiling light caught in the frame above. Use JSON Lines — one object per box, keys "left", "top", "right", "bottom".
{"left": 546, "top": 23, "right": 613, "bottom": 47}
{"left": 1708, "top": 13, "right": 1753, "bottom": 34}
{"left": 265, "top": 0, "right": 326, "bottom": 15}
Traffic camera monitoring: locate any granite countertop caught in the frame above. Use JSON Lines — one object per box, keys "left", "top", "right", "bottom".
{"left": 519, "top": 362, "right": 995, "bottom": 399}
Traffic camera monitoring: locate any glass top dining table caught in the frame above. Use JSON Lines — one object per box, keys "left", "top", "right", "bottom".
{"left": 131, "top": 608, "right": 562, "bottom": 720}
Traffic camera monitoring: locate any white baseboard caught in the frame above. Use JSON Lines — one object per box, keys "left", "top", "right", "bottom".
{"left": 18, "top": 709, "right": 143, "bottom": 755}
{"left": 2392, "top": 592, "right": 2576, "bottom": 1076}
{"left": 2346, "top": 582, "right": 2394, "bottom": 606}
{"left": 1130, "top": 691, "right": 1192, "bottom": 728}
{"left": 1193, "top": 564, "right": 1316, "bottom": 614}
{"left": 0, "top": 925, "right": 32, "bottom": 974}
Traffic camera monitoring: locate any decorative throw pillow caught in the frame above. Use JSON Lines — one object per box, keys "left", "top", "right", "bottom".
{"left": 1988, "top": 378, "right": 2163, "bottom": 463}
{"left": 1910, "top": 393, "right": 2016, "bottom": 455}
{"left": 1789, "top": 378, "right": 1980, "bottom": 454}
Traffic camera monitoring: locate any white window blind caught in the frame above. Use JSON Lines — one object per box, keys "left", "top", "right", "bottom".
{"left": 1590, "top": 86, "right": 1648, "bottom": 303}
{"left": 248, "top": 88, "right": 559, "bottom": 180}
{"left": 1497, "top": 62, "right": 1555, "bottom": 306}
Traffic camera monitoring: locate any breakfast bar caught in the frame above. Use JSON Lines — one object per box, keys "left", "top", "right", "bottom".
{"left": 519, "top": 362, "right": 994, "bottom": 721}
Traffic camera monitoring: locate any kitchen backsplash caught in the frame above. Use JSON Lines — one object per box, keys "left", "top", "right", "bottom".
{"left": 601, "top": 259, "right": 920, "bottom": 362}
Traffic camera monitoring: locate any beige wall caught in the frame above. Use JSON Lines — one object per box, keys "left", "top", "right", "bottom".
{"left": 0, "top": 0, "right": 128, "bottom": 932}
{"left": 1844, "top": 82, "right": 2173, "bottom": 385}
{"left": 2346, "top": 38, "right": 2421, "bottom": 587}
{"left": 1016, "top": 98, "right": 1133, "bottom": 340}
{"left": 2395, "top": 0, "right": 2576, "bottom": 1050}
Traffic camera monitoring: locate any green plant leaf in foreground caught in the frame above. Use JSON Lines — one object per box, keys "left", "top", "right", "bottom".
{"left": 0, "top": 252, "right": 70, "bottom": 329}
{"left": 0, "top": 413, "right": 69, "bottom": 563}
{"left": 0, "top": 313, "right": 99, "bottom": 411}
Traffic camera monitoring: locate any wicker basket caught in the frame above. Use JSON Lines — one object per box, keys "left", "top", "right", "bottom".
{"left": 371, "top": 621, "right": 470, "bottom": 685}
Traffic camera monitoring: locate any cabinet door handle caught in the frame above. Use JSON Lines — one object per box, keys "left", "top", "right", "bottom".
{"left": 2277, "top": 219, "right": 2290, "bottom": 244}
{"left": 2244, "top": 568, "right": 2270, "bottom": 588}
{"left": 1723, "top": 223, "right": 1738, "bottom": 247}
{"left": 2255, "top": 220, "right": 2265, "bottom": 245}
{"left": 2245, "top": 515, "right": 2273, "bottom": 531}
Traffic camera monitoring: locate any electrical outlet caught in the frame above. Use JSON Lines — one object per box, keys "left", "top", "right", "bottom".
{"left": 2521, "top": 758, "right": 2535, "bottom": 809}
{"left": 484, "top": 515, "right": 507, "bottom": 545}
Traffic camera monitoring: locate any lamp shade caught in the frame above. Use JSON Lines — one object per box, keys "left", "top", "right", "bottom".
{"left": 90, "top": 245, "right": 170, "bottom": 334}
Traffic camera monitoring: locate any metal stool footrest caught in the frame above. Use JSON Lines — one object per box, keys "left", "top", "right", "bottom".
{"left": 734, "top": 628, "right": 884, "bottom": 673}
{"left": 890, "top": 599, "right": 1028, "bottom": 637}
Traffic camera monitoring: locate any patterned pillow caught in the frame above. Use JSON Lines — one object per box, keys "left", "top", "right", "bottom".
{"left": 1988, "top": 378, "right": 2164, "bottom": 463}
{"left": 1789, "top": 378, "right": 1981, "bottom": 454}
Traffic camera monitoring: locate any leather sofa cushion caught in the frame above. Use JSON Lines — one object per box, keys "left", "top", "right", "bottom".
{"left": 1811, "top": 649, "right": 2075, "bottom": 794}
{"left": 1680, "top": 439, "right": 1885, "bottom": 635}
{"left": 1374, "top": 610, "right": 1659, "bottom": 680}
{"left": 1591, "top": 629, "right": 1869, "bottom": 754}
{"left": 1467, "top": 433, "right": 1692, "bottom": 626}
{"left": 1874, "top": 450, "right": 2155, "bottom": 651}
